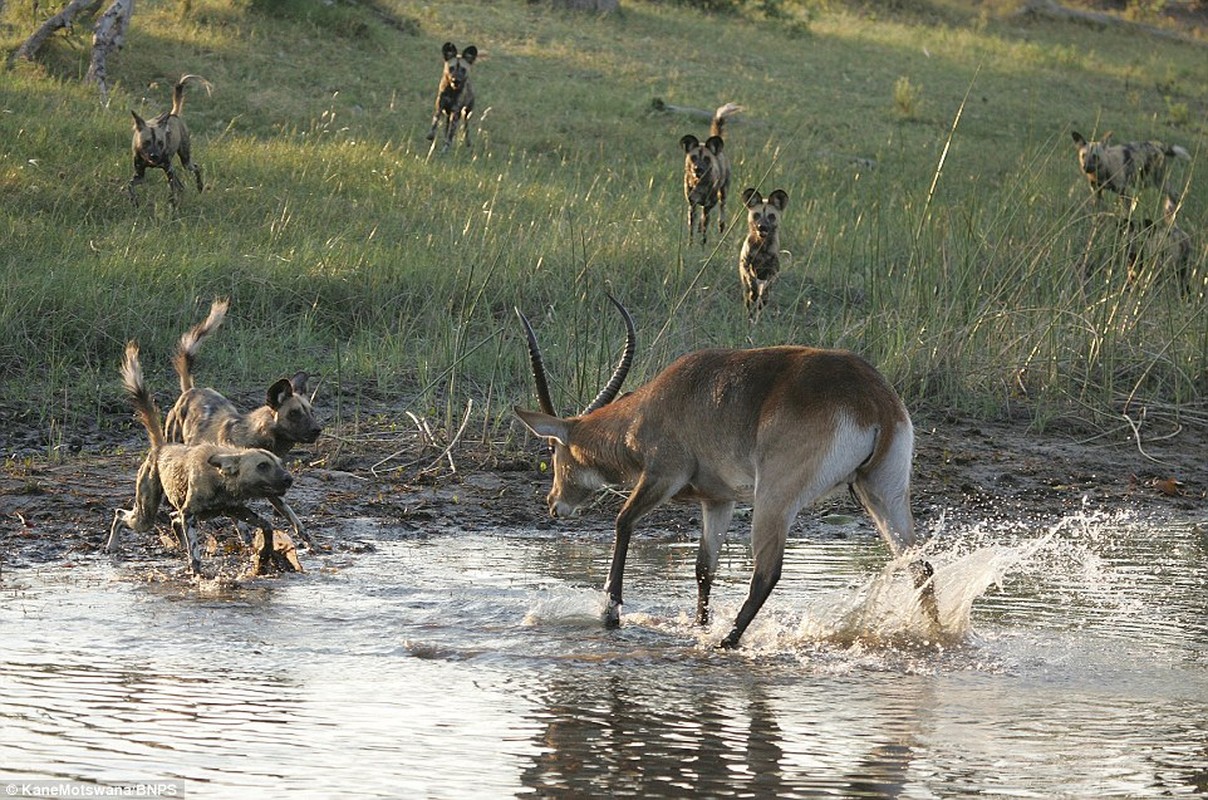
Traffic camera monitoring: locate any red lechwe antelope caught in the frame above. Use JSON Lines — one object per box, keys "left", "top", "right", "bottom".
{"left": 514, "top": 297, "right": 940, "bottom": 649}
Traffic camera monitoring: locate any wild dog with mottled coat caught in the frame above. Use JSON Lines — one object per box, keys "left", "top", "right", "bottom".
{"left": 739, "top": 188, "right": 788, "bottom": 319}
{"left": 514, "top": 296, "right": 940, "bottom": 650}
{"left": 1071, "top": 130, "right": 1190, "bottom": 206}
{"left": 680, "top": 102, "right": 742, "bottom": 244}
{"left": 107, "top": 342, "right": 294, "bottom": 575}
{"left": 163, "top": 299, "right": 322, "bottom": 546}
{"left": 127, "top": 74, "right": 212, "bottom": 207}
{"left": 426, "top": 42, "right": 478, "bottom": 153}
{"left": 1123, "top": 196, "right": 1193, "bottom": 293}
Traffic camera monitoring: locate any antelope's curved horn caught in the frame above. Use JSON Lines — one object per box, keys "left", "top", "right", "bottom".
{"left": 582, "top": 294, "right": 636, "bottom": 415}
{"left": 515, "top": 307, "right": 556, "bottom": 417}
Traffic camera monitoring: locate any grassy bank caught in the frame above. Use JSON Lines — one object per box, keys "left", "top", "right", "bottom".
{"left": 2, "top": 0, "right": 1206, "bottom": 457}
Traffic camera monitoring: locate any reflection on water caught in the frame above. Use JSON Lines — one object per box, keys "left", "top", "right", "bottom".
{"left": 2, "top": 510, "right": 1207, "bottom": 798}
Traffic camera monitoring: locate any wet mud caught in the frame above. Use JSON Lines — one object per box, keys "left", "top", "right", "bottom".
{"left": 2, "top": 407, "right": 1205, "bottom": 574}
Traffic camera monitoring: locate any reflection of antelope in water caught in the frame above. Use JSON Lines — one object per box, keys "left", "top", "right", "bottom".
{"left": 514, "top": 296, "right": 939, "bottom": 649}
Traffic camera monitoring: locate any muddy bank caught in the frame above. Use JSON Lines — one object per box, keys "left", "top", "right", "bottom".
{"left": 2, "top": 407, "right": 1206, "bottom": 573}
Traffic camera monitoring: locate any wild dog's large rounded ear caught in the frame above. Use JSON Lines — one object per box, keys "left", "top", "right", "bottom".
{"left": 131, "top": 111, "right": 146, "bottom": 130}
{"left": 768, "top": 189, "right": 788, "bottom": 210}
{"left": 679, "top": 134, "right": 700, "bottom": 152}
{"left": 207, "top": 452, "right": 242, "bottom": 476}
{"left": 442, "top": 42, "right": 458, "bottom": 60}
{"left": 741, "top": 187, "right": 761, "bottom": 207}
{"left": 266, "top": 377, "right": 295, "bottom": 410}
{"left": 1071, "top": 131, "right": 1085, "bottom": 146}
{"left": 705, "top": 135, "right": 724, "bottom": 154}
{"left": 462, "top": 45, "right": 478, "bottom": 63}
{"left": 289, "top": 372, "right": 311, "bottom": 394}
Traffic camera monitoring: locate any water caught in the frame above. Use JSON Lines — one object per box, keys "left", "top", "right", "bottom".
{"left": 3, "top": 510, "right": 1208, "bottom": 798}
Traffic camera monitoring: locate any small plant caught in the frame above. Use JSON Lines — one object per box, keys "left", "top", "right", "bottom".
{"left": 1165, "top": 97, "right": 1190, "bottom": 127}
{"left": 893, "top": 75, "right": 922, "bottom": 119}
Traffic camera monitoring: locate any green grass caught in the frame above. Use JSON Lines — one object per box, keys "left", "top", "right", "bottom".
{"left": 2, "top": 0, "right": 1206, "bottom": 452}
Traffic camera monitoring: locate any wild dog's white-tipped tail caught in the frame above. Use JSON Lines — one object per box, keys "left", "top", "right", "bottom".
{"left": 174, "top": 297, "right": 229, "bottom": 392}
{"left": 1171, "top": 145, "right": 1191, "bottom": 160}
{"left": 121, "top": 341, "right": 165, "bottom": 451}
{"left": 711, "top": 102, "right": 743, "bottom": 136}
{"left": 171, "top": 74, "right": 214, "bottom": 116}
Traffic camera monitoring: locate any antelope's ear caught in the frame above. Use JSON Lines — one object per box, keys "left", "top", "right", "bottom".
{"left": 514, "top": 407, "right": 570, "bottom": 447}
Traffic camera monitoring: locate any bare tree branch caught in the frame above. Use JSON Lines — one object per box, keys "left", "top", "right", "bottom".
{"left": 8, "top": 0, "right": 104, "bottom": 67}
{"left": 87, "top": 0, "right": 134, "bottom": 105}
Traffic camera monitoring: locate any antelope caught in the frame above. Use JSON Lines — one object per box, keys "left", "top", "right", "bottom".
{"left": 514, "top": 297, "right": 939, "bottom": 649}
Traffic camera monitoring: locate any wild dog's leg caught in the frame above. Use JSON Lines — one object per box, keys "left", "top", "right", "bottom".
{"left": 268, "top": 496, "right": 312, "bottom": 548}
{"left": 175, "top": 513, "right": 203, "bottom": 574}
{"left": 106, "top": 510, "right": 126, "bottom": 554}
{"left": 128, "top": 159, "right": 147, "bottom": 204}
{"left": 695, "top": 499, "right": 735, "bottom": 625}
{"left": 165, "top": 165, "right": 186, "bottom": 207}
{"left": 179, "top": 143, "right": 204, "bottom": 193}
{"left": 720, "top": 499, "right": 792, "bottom": 649}
{"left": 687, "top": 204, "right": 699, "bottom": 244}
{"left": 230, "top": 506, "right": 285, "bottom": 575}
{"left": 603, "top": 475, "right": 679, "bottom": 628}
{"left": 461, "top": 109, "right": 473, "bottom": 148}
{"left": 700, "top": 205, "right": 711, "bottom": 245}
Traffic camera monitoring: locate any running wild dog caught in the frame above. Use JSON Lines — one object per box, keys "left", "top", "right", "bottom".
{"left": 107, "top": 342, "right": 294, "bottom": 575}
{"left": 426, "top": 41, "right": 478, "bottom": 153}
{"left": 127, "top": 74, "right": 212, "bottom": 207}
{"left": 738, "top": 188, "right": 789, "bottom": 320}
{"left": 514, "top": 296, "right": 940, "bottom": 650}
{"left": 164, "top": 299, "right": 322, "bottom": 546}
{"left": 680, "top": 102, "right": 742, "bottom": 244}
{"left": 1071, "top": 130, "right": 1190, "bottom": 207}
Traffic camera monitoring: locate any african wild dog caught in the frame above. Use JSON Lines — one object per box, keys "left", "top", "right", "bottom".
{"left": 1122, "top": 196, "right": 1193, "bottom": 293}
{"left": 107, "top": 342, "right": 295, "bottom": 575}
{"left": 426, "top": 41, "right": 478, "bottom": 153}
{"left": 680, "top": 102, "right": 742, "bottom": 244}
{"left": 1071, "top": 130, "right": 1190, "bottom": 207}
{"left": 163, "top": 299, "right": 322, "bottom": 547}
{"left": 127, "top": 74, "right": 212, "bottom": 207}
{"left": 738, "top": 188, "right": 789, "bottom": 320}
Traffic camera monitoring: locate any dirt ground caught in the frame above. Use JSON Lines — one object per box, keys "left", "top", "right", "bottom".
{"left": 2, "top": 403, "right": 1205, "bottom": 575}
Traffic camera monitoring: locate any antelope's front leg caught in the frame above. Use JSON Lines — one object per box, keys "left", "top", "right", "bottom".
{"left": 603, "top": 477, "right": 675, "bottom": 628}
{"left": 602, "top": 517, "right": 633, "bottom": 629}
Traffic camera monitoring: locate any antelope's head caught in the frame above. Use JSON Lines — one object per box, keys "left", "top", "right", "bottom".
{"left": 514, "top": 296, "right": 636, "bottom": 519}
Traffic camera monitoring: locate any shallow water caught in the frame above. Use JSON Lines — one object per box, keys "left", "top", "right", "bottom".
{"left": 2, "top": 509, "right": 1208, "bottom": 798}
